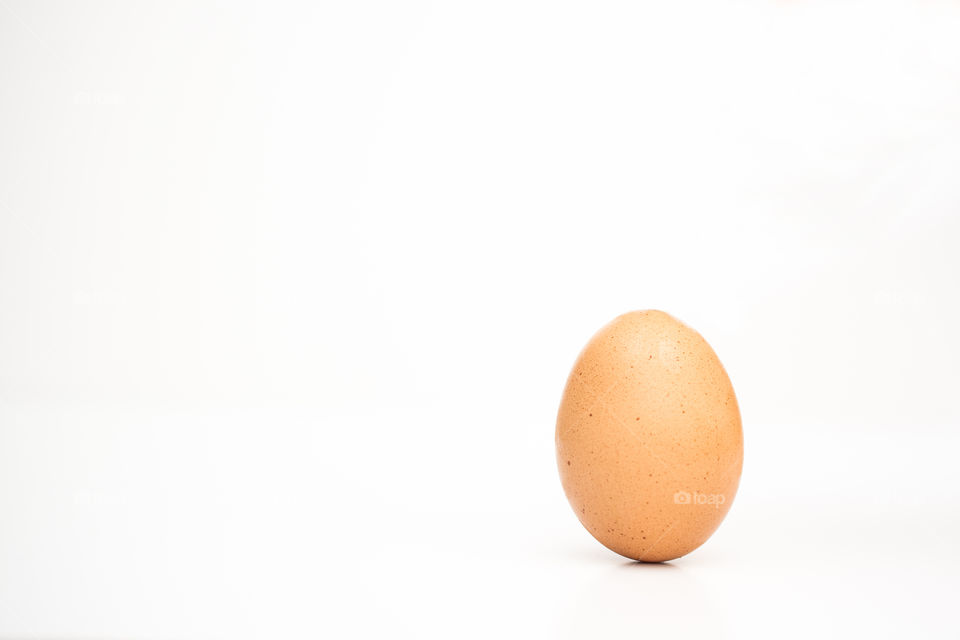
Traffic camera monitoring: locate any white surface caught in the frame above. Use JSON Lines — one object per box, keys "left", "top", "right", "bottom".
{"left": 1, "top": 1, "right": 959, "bottom": 638}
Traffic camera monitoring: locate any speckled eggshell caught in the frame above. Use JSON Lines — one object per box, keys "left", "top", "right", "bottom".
{"left": 556, "top": 310, "right": 743, "bottom": 562}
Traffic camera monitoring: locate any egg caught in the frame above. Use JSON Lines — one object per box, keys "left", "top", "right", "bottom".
{"left": 556, "top": 310, "right": 743, "bottom": 562}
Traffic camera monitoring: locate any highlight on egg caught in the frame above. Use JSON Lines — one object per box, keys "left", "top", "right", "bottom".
{"left": 556, "top": 310, "right": 743, "bottom": 562}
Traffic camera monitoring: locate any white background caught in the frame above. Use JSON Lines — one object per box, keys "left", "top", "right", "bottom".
{"left": 2, "top": 1, "right": 959, "bottom": 638}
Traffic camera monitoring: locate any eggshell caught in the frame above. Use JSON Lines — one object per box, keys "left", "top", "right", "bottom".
{"left": 556, "top": 310, "right": 743, "bottom": 562}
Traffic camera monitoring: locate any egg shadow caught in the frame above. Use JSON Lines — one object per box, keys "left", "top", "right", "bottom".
{"left": 555, "top": 554, "right": 727, "bottom": 638}
{"left": 619, "top": 559, "right": 680, "bottom": 571}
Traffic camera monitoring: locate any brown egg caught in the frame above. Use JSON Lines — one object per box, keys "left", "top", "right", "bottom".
{"left": 556, "top": 310, "right": 743, "bottom": 562}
